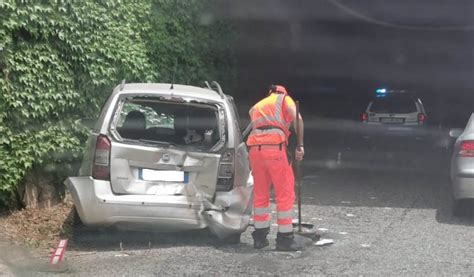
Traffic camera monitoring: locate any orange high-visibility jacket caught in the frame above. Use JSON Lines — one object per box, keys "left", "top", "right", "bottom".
{"left": 247, "top": 93, "right": 295, "bottom": 146}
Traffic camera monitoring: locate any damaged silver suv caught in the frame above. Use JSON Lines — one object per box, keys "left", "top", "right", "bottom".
{"left": 65, "top": 81, "right": 253, "bottom": 242}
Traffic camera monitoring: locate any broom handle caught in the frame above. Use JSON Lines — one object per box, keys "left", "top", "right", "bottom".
{"left": 295, "top": 101, "right": 302, "bottom": 232}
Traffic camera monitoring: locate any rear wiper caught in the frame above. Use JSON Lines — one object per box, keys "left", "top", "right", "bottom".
{"left": 137, "top": 139, "right": 175, "bottom": 147}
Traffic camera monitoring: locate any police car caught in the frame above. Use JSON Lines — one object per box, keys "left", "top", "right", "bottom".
{"left": 361, "top": 89, "right": 427, "bottom": 137}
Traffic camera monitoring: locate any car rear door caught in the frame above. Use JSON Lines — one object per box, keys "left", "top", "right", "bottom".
{"left": 109, "top": 143, "right": 220, "bottom": 199}
{"left": 107, "top": 96, "right": 225, "bottom": 200}
{"left": 369, "top": 96, "right": 419, "bottom": 125}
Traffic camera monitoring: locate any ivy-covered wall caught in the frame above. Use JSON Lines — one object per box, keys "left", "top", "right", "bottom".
{"left": 147, "top": 1, "right": 235, "bottom": 87}
{"left": 0, "top": 0, "right": 234, "bottom": 208}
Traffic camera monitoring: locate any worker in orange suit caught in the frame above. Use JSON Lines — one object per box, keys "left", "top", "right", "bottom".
{"left": 247, "top": 84, "right": 304, "bottom": 251}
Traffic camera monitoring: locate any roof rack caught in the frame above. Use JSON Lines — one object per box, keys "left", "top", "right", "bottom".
{"left": 204, "top": 80, "right": 225, "bottom": 99}
{"left": 120, "top": 79, "right": 126, "bottom": 91}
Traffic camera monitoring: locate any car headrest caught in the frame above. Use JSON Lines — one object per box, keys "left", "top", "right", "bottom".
{"left": 122, "top": 110, "right": 146, "bottom": 130}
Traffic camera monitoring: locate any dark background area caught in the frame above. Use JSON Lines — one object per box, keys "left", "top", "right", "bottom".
{"left": 221, "top": 0, "right": 474, "bottom": 128}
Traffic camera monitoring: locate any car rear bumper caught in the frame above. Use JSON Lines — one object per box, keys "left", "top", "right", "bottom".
{"left": 451, "top": 174, "right": 474, "bottom": 200}
{"left": 451, "top": 158, "right": 474, "bottom": 199}
{"left": 364, "top": 123, "right": 424, "bottom": 133}
{"left": 361, "top": 123, "right": 433, "bottom": 141}
{"left": 65, "top": 176, "right": 253, "bottom": 237}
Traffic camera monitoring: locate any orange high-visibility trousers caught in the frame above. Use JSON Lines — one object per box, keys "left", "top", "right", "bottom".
{"left": 249, "top": 146, "right": 295, "bottom": 233}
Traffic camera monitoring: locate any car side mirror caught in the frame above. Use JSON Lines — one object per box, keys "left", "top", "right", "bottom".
{"left": 78, "top": 118, "right": 96, "bottom": 129}
{"left": 449, "top": 128, "right": 463, "bottom": 138}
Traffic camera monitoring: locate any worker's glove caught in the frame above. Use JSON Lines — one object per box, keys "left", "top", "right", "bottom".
{"left": 295, "top": 146, "right": 304, "bottom": 161}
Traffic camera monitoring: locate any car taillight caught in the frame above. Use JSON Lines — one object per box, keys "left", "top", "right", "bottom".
{"left": 418, "top": 113, "right": 426, "bottom": 124}
{"left": 216, "top": 149, "right": 234, "bottom": 191}
{"left": 361, "top": 113, "right": 368, "bottom": 122}
{"left": 92, "top": 135, "right": 111, "bottom": 180}
{"left": 459, "top": 140, "right": 474, "bottom": 157}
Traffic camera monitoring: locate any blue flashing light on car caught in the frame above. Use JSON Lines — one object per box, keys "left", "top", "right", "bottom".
{"left": 376, "top": 88, "right": 387, "bottom": 97}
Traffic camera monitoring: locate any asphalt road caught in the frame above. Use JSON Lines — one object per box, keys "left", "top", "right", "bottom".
{"left": 13, "top": 119, "right": 474, "bottom": 276}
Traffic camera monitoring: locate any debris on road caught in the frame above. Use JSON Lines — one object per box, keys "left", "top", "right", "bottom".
{"left": 360, "top": 244, "right": 371, "bottom": 248}
{"left": 273, "top": 250, "right": 304, "bottom": 259}
{"left": 338, "top": 232, "right": 348, "bottom": 235}
{"left": 315, "top": 239, "right": 334, "bottom": 246}
{"left": 116, "top": 241, "right": 133, "bottom": 257}
{"left": 346, "top": 213, "right": 356, "bottom": 217}
{"left": 285, "top": 251, "right": 303, "bottom": 259}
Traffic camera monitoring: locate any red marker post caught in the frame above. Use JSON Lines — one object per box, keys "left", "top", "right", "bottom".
{"left": 50, "top": 239, "right": 68, "bottom": 267}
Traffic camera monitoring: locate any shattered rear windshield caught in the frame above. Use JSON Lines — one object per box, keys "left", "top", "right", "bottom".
{"left": 114, "top": 97, "right": 222, "bottom": 151}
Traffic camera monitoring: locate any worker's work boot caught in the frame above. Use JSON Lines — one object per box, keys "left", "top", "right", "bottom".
{"left": 276, "top": 232, "right": 303, "bottom": 251}
{"left": 252, "top": 227, "right": 270, "bottom": 249}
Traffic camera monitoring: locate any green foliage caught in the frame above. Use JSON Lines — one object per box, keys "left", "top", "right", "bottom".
{"left": 0, "top": 0, "right": 234, "bottom": 208}
{"left": 147, "top": 0, "right": 235, "bottom": 88}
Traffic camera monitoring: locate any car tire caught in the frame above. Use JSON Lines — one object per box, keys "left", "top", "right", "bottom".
{"left": 71, "top": 206, "right": 85, "bottom": 227}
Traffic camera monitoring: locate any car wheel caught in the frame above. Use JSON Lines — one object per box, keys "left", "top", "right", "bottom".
{"left": 71, "top": 206, "right": 85, "bottom": 227}
{"left": 221, "top": 233, "right": 241, "bottom": 245}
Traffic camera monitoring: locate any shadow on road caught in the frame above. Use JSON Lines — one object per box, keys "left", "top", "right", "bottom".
{"left": 68, "top": 226, "right": 231, "bottom": 252}
{"left": 435, "top": 200, "right": 474, "bottom": 226}
{"left": 296, "top": 120, "right": 474, "bottom": 226}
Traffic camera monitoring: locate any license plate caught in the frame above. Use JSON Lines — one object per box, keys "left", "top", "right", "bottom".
{"left": 380, "top": 117, "right": 404, "bottom": 124}
{"left": 139, "top": 169, "right": 188, "bottom": 182}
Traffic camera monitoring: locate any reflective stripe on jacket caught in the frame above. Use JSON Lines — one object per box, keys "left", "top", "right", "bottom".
{"left": 247, "top": 93, "right": 291, "bottom": 146}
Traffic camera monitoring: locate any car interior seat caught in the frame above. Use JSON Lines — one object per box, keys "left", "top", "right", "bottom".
{"left": 190, "top": 109, "right": 218, "bottom": 145}
{"left": 118, "top": 110, "right": 146, "bottom": 140}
